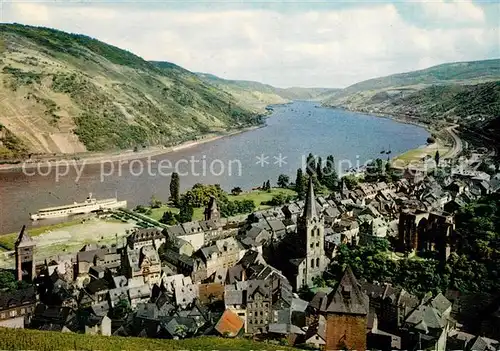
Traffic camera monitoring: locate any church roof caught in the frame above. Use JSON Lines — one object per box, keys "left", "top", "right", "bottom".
{"left": 320, "top": 266, "right": 369, "bottom": 315}
{"left": 303, "top": 177, "right": 317, "bottom": 219}
{"left": 16, "top": 225, "right": 35, "bottom": 248}
{"left": 205, "top": 196, "right": 219, "bottom": 215}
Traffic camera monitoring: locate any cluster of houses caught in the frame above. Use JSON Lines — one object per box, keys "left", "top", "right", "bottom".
{"left": 1, "top": 152, "right": 499, "bottom": 350}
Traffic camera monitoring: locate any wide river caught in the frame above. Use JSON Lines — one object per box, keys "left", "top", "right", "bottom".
{"left": 0, "top": 101, "right": 428, "bottom": 234}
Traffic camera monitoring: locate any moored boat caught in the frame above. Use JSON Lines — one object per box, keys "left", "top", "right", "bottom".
{"left": 30, "top": 193, "right": 127, "bottom": 220}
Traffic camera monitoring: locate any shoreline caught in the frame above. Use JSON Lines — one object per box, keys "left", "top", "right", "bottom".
{"left": 0, "top": 125, "right": 263, "bottom": 172}
{"left": 321, "top": 104, "right": 460, "bottom": 163}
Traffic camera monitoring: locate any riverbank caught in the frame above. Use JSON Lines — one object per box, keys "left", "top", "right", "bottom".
{"left": 323, "top": 104, "right": 460, "bottom": 167}
{"left": 0, "top": 125, "right": 263, "bottom": 171}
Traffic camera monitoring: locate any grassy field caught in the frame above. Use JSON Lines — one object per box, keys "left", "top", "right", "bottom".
{"left": 228, "top": 188, "right": 297, "bottom": 210}
{"left": 392, "top": 141, "right": 449, "bottom": 168}
{"left": 0, "top": 328, "right": 297, "bottom": 351}
{"left": 0, "top": 219, "right": 83, "bottom": 251}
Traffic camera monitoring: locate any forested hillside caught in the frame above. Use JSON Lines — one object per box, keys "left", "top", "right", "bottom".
{"left": 0, "top": 24, "right": 261, "bottom": 158}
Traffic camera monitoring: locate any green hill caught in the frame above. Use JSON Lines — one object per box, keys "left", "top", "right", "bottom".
{"left": 321, "top": 59, "right": 500, "bottom": 134}
{"left": 0, "top": 327, "right": 298, "bottom": 351}
{"left": 196, "top": 72, "right": 338, "bottom": 111}
{"left": 327, "top": 59, "right": 500, "bottom": 102}
{"left": 0, "top": 24, "right": 261, "bottom": 158}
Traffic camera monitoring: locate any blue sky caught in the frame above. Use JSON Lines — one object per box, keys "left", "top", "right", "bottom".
{"left": 2, "top": 0, "right": 499, "bottom": 87}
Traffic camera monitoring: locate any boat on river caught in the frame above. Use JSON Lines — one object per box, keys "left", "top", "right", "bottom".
{"left": 30, "top": 193, "right": 127, "bottom": 220}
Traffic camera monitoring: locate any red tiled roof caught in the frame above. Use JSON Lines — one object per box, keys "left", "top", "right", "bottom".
{"left": 215, "top": 309, "right": 244, "bottom": 337}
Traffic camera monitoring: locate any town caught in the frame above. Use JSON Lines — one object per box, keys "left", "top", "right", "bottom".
{"left": 1, "top": 146, "right": 499, "bottom": 351}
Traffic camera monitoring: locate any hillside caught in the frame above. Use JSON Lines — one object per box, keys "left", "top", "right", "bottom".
{"left": 196, "top": 72, "right": 338, "bottom": 110}
{"left": 322, "top": 59, "right": 500, "bottom": 136}
{"left": 195, "top": 72, "right": 289, "bottom": 111}
{"left": 0, "top": 328, "right": 298, "bottom": 351}
{"left": 325, "top": 58, "right": 500, "bottom": 105}
{"left": 0, "top": 24, "right": 261, "bottom": 158}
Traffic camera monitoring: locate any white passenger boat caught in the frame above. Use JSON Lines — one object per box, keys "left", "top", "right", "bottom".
{"left": 30, "top": 193, "right": 127, "bottom": 220}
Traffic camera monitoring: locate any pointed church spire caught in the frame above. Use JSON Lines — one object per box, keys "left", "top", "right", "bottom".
{"left": 15, "top": 225, "right": 34, "bottom": 248}
{"left": 303, "top": 177, "right": 317, "bottom": 219}
{"left": 205, "top": 196, "right": 220, "bottom": 221}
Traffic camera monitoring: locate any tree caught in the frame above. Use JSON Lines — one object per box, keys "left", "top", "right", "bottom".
{"left": 169, "top": 172, "right": 180, "bottom": 205}
{"left": 0, "top": 270, "right": 16, "bottom": 292}
{"left": 342, "top": 175, "right": 359, "bottom": 189}
{"left": 435, "top": 150, "right": 440, "bottom": 167}
{"left": 149, "top": 195, "right": 162, "bottom": 209}
{"left": 277, "top": 174, "right": 290, "bottom": 188}
{"left": 178, "top": 198, "right": 194, "bottom": 223}
{"left": 306, "top": 153, "right": 316, "bottom": 177}
{"left": 173, "top": 324, "right": 188, "bottom": 339}
{"left": 160, "top": 210, "right": 177, "bottom": 225}
{"left": 110, "top": 299, "right": 131, "bottom": 320}
{"left": 182, "top": 183, "right": 227, "bottom": 208}
{"left": 265, "top": 180, "right": 271, "bottom": 191}
{"left": 295, "top": 168, "right": 305, "bottom": 199}
{"left": 316, "top": 156, "right": 323, "bottom": 182}
{"left": 231, "top": 187, "right": 243, "bottom": 196}
{"left": 322, "top": 155, "right": 338, "bottom": 190}
{"left": 297, "top": 285, "right": 315, "bottom": 301}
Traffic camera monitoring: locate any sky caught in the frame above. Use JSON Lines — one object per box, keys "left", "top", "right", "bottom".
{"left": 1, "top": 0, "right": 499, "bottom": 88}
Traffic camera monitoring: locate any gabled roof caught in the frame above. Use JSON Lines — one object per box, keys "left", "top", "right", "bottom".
{"left": 319, "top": 267, "right": 369, "bottom": 315}
{"left": 430, "top": 293, "right": 452, "bottom": 314}
{"left": 215, "top": 309, "right": 244, "bottom": 337}
{"left": 406, "top": 305, "right": 445, "bottom": 330}
{"left": 15, "top": 225, "right": 35, "bottom": 248}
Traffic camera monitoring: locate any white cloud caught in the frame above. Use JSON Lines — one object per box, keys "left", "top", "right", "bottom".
{"left": 4, "top": 2, "right": 499, "bottom": 87}
{"left": 418, "top": 0, "right": 485, "bottom": 24}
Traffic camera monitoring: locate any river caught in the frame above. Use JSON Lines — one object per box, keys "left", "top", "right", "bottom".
{"left": 0, "top": 101, "right": 428, "bottom": 234}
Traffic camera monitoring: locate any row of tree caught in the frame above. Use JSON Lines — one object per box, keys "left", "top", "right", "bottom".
{"left": 293, "top": 153, "right": 339, "bottom": 199}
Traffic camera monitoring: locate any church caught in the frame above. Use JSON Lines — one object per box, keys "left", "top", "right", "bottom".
{"left": 267, "top": 177, "right": 328, "bottom": 289}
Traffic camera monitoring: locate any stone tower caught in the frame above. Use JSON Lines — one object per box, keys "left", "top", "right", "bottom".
{"left": 15, "top": 225, "right": 36, "bottom": 282}
{"left": 204, "top": 196, "right": 220, "bottom": 221}
{"left": 317, "top": 267, "right": 368, "bottom": 351}
{"left": 297, "top": 177, "right": 326, "bottom": 287}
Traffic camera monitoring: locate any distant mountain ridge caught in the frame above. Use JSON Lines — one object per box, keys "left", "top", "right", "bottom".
{"left": 329, "top": 59, "right": 500, "bottom": 101}
{"left": 196, "top": 72, "right": 339, "bottom": 110}
{"left": 321, "top": 58, "right": 500, "bottom": 142}
{"left": 0, "top": 23, "right": 498, "bottom": 158}
{"left": 0, "top": 24, "right": 261, "bottom": 158}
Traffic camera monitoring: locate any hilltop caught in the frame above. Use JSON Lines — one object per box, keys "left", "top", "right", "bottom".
{"left": 196, "top": 72, "right": 338, "bottom": 111}
{"left": 322, "top": 59, "right": 500, "bottom": 136}
{"left": 324, "top": 58, "right": 500, "bottom": 103}
{"left": 0, "top": 24, "right": 261, "bottom": 158}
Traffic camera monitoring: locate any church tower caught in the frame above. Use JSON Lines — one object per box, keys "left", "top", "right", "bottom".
{"left": 204, "top": 196, "right": 220, "bottom": 221}
{"left": 298, "top": 177, "right": 326, "bottom": 286}
{"left": 15, "top": 225, "right": 36, "bottom": 282}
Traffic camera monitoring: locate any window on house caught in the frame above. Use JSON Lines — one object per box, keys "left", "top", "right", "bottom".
{"left": 311, "top": 259, "right": 314, "bottom": 268}
{"left": 316, "top": 258, "right": 320, "bottom": 267}
{"left": 9, "top": 310, "right": 17, "bottom": 317}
